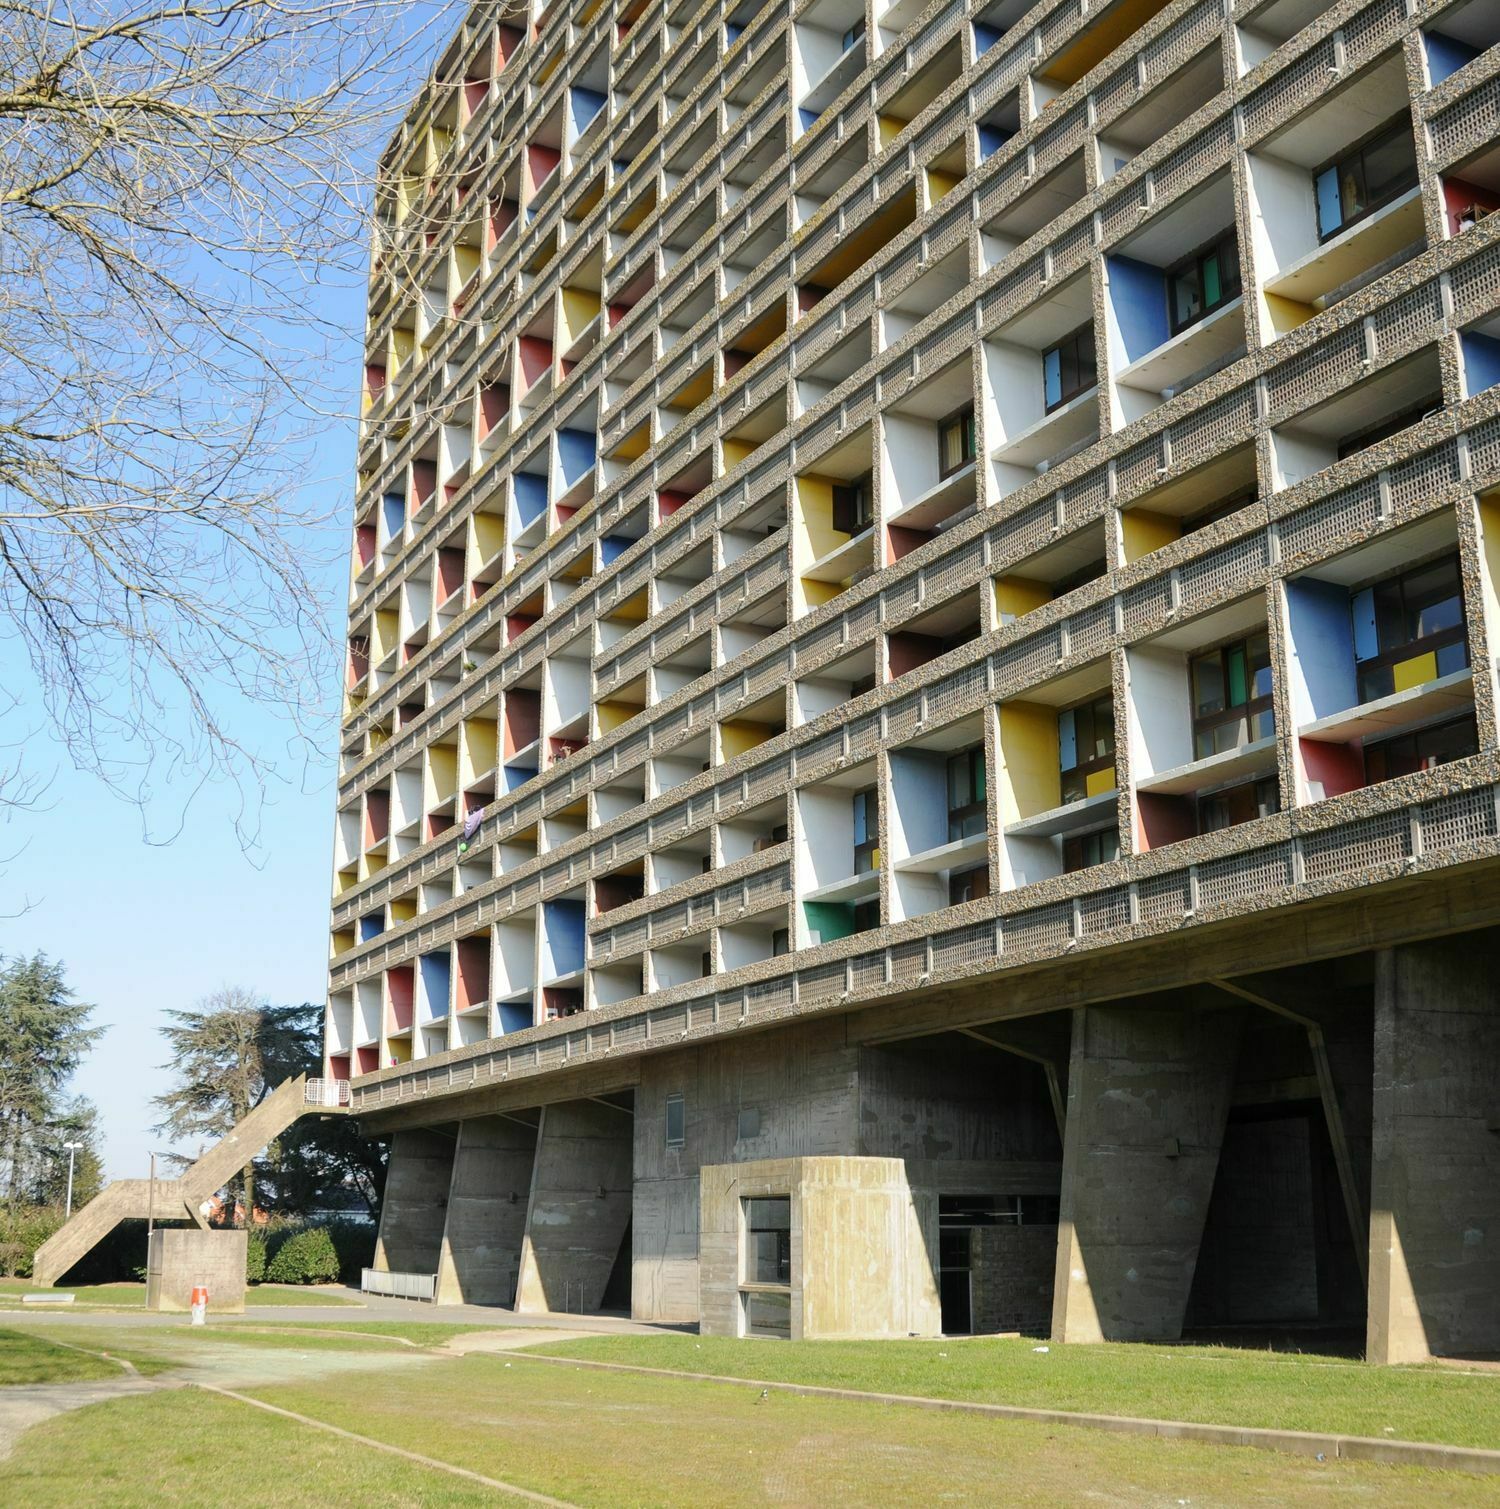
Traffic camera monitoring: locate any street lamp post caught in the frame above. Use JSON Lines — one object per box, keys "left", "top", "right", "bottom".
{"left": 61, "top": 1141, "right": 83, "bottom": 1220}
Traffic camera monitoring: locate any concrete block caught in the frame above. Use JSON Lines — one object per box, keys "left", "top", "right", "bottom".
{"left": 146, "top": 1228, "right": 247, "bottom": 1314}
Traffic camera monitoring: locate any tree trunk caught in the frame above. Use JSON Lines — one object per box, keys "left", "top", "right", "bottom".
{"left": 243, "top": 1163, "right": 254, "bottom": 1228}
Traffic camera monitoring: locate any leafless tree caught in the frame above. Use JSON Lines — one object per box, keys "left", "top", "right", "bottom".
{"left": 0, "top": 1, "right": 458, "bottom": 847}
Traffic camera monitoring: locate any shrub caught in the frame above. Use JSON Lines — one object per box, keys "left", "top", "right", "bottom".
{"left": 0, "top": 1205, "right": 66, "bottom": 1279}
{"left": 264, "top": 1226, "right": 339, "bottom": 1284}
{"left": 245, "top": 1231, "right": 267, "bottom": 1284}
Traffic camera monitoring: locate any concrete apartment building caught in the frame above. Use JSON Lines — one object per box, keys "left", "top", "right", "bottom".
{"left": 328, "top": 0, "right": 1500, "bottom": 1361}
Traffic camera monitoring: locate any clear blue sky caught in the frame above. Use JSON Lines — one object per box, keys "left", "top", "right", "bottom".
{"left": 0, "top": 7, "right": 458, "bottom": 1180}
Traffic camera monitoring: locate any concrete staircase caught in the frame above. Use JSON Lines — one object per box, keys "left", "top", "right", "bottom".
{"left": 33, "top": 1074, "right": 320, "bottom": 1288}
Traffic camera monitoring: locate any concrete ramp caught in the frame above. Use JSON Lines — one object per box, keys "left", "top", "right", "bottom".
{"left": 33, "top": 1075, "right": 319, "bottom": 1288}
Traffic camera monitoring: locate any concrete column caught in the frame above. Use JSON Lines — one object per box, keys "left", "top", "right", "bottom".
{"left": 1368, "top": 937, "right": 1500, "bottom": 1363}
{"left": 373, "top": 1127, "right": 456, "bottom": 1275}
{"left": 1051, "top": 1000, "right": 1241, "bottom": 1343}
{"left": 515, "top": 1099, "right": 634, "bottom": 1315}
{"left": 434, "top": 1115, "right": 538, "bottom": 1306}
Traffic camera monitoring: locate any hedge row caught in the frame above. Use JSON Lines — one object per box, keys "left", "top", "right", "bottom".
{"left": 247, "top": 1219, "right": 375, "bottom": 1286}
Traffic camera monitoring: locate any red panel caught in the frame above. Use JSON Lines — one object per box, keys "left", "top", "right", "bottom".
{"left": 437, "top": 547, "right": 465, "bottom": 602}
{"left": 355, "top": 1046, "right": 379, "bottom": 1074}
{"left": 480, "top": 384, "right": 510, "bottom": 437}
{"left": 411, "top": 458, "right": 437, "bottom": 512}
{"left": 519, "top": 336, "right": 553, "bottom": 387}
{"left": 365, "top": 789, "right": 390, "bottom": 846}
{"left": 887, "top": 632, "right": 942, "bottom": 679}
{"left": 356, "top": 523, "right": 377, "bottom": 567}
{"left": 387, "top": 966, "right": 414, "bottom": 1032}
{"left": 1136, "top": 792, "right": 1198, "bottom": 851}
{"left": 887, "top": 525, "right": 934, "bottom": 563}
{"left": 504, "top": 689, "right": 541, "bottom": 756}
{"left": 1301, "top": 737, "right": 1365, "bottom": 801}
{"left": 456, "top": 936, "right": 490, "bottom": 1011}
{"left": 1443, "top": 176, "right": 1500, "bottom": 238}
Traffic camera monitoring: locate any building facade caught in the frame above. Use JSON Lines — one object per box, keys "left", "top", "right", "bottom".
{"left": 329, "top": 0, "right": 1500, "bottom": 1359}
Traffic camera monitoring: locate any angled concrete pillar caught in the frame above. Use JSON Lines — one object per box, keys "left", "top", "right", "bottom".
{"left": 434, "top": 1115, "right": 538, "bottom": 1306}
{"left": 1368, "top": 937, "right": 1500, "bottom": 1363}
{"left": 374, "top": 1127, "right": 455, "bottom": 1276}
{"left": 1051, "top": 1000, "right": 1241, "bottom": 1343}
{"left": 515, "top": 1099, "right": 634, "bottom": 1315}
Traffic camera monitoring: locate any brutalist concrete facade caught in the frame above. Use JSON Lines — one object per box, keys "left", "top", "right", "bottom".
{"left": 330, "top": 0, "right": 1500, "bottom": 1356}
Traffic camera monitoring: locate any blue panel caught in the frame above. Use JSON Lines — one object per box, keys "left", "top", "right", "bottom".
{"left": 1425, "top": 31, "right": 1480, "bottom": 86}
{"left": 600, "top": 535, "right": 632, "bottom": 564}
{"left": 514, "top": 470, "right": 548, "bottom": 525}
{"left": 978, "top": 124, "right": 1012, "bottom": 159}
{"left": 419, "top": 951, "right": 451, "bottom": 1018}
{"left": 359, "top": 913, "right": 383, "bottom": 942}
{"left": 973, "top": 21, "right": 1003, "bottom": 52}
{"left": 569, "top": 86, "right": 606, "bottom": 134}
{"left": 499, "top": 999, "right": 533, "bottom": 1034}
{"left": 503, "top": 763, "right": 536, "bottom": 790}
{"left": 1106, "top": 255, "right": 1170, "bottom": 365}
{"left": 558, "top": 427, "right": 597, "bottom": 488}
{"left": 1057, "top": 708, "right": 1077, "bottom": 771}
{"left": 798, "top": 107, "right": 819, "bottom": 132}
{"left": 1315, "top": 168, "right": 1342, "bottom": 239}
{"left": 725, "top": 20, "right": 743, "bottom": 43}
{"left": 382, "top": 493, "right": 405, "bottom": 536}
{"left": 543, "top": 900, "right": 585, "bottom": 978}
{"left": 1350, "top": 587, "right": 1378, "bottom": 664}
{"left": 1461, "top": 330, "right": 1500, "bottom": 397}
{"left": 1286, "top": 576, "right": 1360, "bottom": 720}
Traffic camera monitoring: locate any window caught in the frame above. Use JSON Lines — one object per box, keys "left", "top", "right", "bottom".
{"left": 1059, "top": 693, "right": 1115, "bottom": 804}
{"left": 938, "top": 405, "right": 976, "bottom": 478}
{"left": 1364, "top": 713, "right": 1477, "bottom": 784}
{"left": 1197, "top": 776, "right": 1279, "bottom": 834}
{"left": 1042, "top": 326, "right": 1096, "bottom": 412}
{"left": 831, "top": 471, "right": 873, "bottom": 535}
{"left": 744, "top": 1195, "right": 791, "bottom": 1290}
{"left": 771, "top": 927, "right": 790, "bottom": 956}
{"left": 852, "top": 897, "right": 881, "bottom": 933}
{"left": 1351, "top": 553, "right": 1468, "bottom": 702}
{"left": 1190, "top": 632, "right": 1274, "bottom": 760}
{"left": 948, "top": 864, "right": 990, "bottom": 905}
{"left": 946, "top": 747, "right": 987, "bottom": 841}
{"left": 1062, "top": 827, "right": 1119, "bottom": 873}
{"left": 665, "top": 1091, "right": 685, "bottom": 1148}
{"left": 1314, "top": 118, "right": 1418, "bottom": 241}
{"left": 938, "top": 1193, "right": 1061, "bottom": 1226}
{"left": 1168, "top": 232, "right": 1241, "bottom": 336}
{"left": 852, "top": 787, "right": 879, "bottom": 872}
{"left": 841, "top": 17, "right": 865, "bottom": 51}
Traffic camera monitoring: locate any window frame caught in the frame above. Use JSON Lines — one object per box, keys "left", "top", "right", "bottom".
{"left": 665, "top": 1091, "right": 685, "bottom": 1149}
{"left": 852, "top": 786, "right": 879, "bottom": 873}
{"left": 1041, "top": 324, "right": 1097, "bottom": 413}
{"left": 831, "top": 470, "right": 874, "bottom": 535}
{"left": 1313, "top": 116, "right": 1419, "bottom": 243}
{"left": 1363, "top": 712, "right": 1477, "bottom": 785}
{"left": 937, "top": 404, "right": 976, "bottom": 480}
{"left": 1188, "top": 632, "right": 1275, "bottom": 761}
{"left": 1351, "top": 552, "right": 1469, "bottom": 703}
{"left": 945, "top": 746, "right": 987, "bottom": 842}
{"left": 1059, "top": 692, "right": 1116, "bottom": 805}
{"left": 1166, "top": 231, "right": 1242, "bottom": 337}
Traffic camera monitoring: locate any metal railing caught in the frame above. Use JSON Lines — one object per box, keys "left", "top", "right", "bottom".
{"left": 361, "top": 1267, "right": 436, "bottom": 1302}
{"left": 305, "top": 1079, "right": 351, "bottom": 1108}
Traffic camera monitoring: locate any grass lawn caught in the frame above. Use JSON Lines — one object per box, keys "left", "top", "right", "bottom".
{"left": 527, "top": 1334, "right": 1500, "bottom": 1451}
{"left": 0, "top": 1280, "right": 358, "bottom": 1310}
{"left": 244, "top": 1285, "right": 359, "bottom": 1307}
{"left": 0, "top": 1328, "right": 168, "bottom": 1385}
{"left": 2, "top": 1344, "right": 1494, "bottom": 1508}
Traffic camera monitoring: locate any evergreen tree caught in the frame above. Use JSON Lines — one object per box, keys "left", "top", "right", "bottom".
{"left": 0, "top": 955, "right": 103, "bottom": 1204}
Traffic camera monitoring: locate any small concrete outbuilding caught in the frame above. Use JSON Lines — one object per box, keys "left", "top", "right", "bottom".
{"left": 146, "top": 1229, "right": 247, "bottom": 1314}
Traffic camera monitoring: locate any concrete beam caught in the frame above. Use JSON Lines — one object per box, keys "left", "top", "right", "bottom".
{"left": 373, "top": 1127, "right": 456, "bottom": 1276}
{"left": 1368, "top": 937, "right": 1500, "bottom": 1363}
{"left": 1052, "top": 1001, "right": 1242, "bottom": 1343}
{"left": 515, "top": 1099, "right": 633, "bottom": 1315}
{"left": 435, "top": 1115, "right": 538, "bottom": 1306}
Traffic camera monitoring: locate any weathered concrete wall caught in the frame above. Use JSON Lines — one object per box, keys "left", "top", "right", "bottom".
{"left": 374, "top": 1127, "right": 456, "bottom": 1275}
{"left": 1052, "top": 998, "right": 1242, "bottom": 1343}
{"left": 859, "top": 1035, "right": 1063, "bottom": 1163}
{"left": 435, "top": 1115, "right": 537, "bottom": 1305}
{"left": 146, "top": 1228, "right": 247, "bottom": 1313}
{"left": 516, "top": 1099, "right": 633, "bottom": 1315}
{"left": 633, "top": 1018, "right": 859, "bottom": 1322}
{"left": 971, "top": 1224, "right": 1056, "bottom": 1335}
{"left": 1368, "top": 936, "right": 1500, "bottom": 1363}
{"left": 699, "top": 1156, "right": 940, "bottom": 1340}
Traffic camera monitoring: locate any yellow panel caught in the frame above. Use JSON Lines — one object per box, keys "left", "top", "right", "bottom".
{"left": 388, "top": 1037, "right": 412, "bottom": 1064}
{"left": 720, "top": 721, "right": 775, "bottom": 760}
{"left": 597, "top": 701, "right": 641, "bottom": 733}
{"left": 794, "top": 474, "right": 847, "bottom": 560}
{"left": 373, "top": 609, "right": 399, "bottom": 662}
{"left": 562, "top": 287, "right": 601, "bottom": 340}
{"left": 611, "top": 424, "right": 651, "bottom": 461}
{"left": 332, "top": 928, "right": 356, "bottom": 954}
{"left": 390, "top": 898, "right": 418, "bottom": 923}
{"left": 1085, "top": 765, "right": 1117, "bottom": 799}
{"left": 722, "top": 437, "right": 755, "bottom": 471}
{"left": 391, "top": 325, "right": 415, "bottom": 373}
{"left": 473, "top": 510, "right": 505, "bottom": 562}
{"left": 995, "top": 575, "right": 1053, "bottom": 625}
{"left": 879, "top": 115, "right": 907, "bottom": 147}
{"left": 428, "top": 743, "right": 458, "bottom": 801}
{"left": 454, "top": 245, "right": 480, "bottom": 283}
{"left": 999, "top": 702, "right": 1062, "bottom": 822}
{"left": 461, "top": 717, "right": 498, "bottom": 780}
{"left": 800, "top": 577, "right": 844, "bottom": 610}
{"left": 926, "top": 168, "right": 960, "bottom": 204}
{"left": 1391, "top": 651, "right": 1438, "bottom": 693}
{"left": 1042, "top": 0, "right": 1170, "bottom": 86}
{"left": 1121, "top": 508, "right": 1181, "bottom": 565}
{"left": 612, "top": 590, "right": 650, "bottom": 623}
{"left": 1264, "top": 292, "right": 1315, "bottom": 337}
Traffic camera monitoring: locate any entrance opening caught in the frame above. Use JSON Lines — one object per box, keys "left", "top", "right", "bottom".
{"left": 600, "top": 1216, "right": 633, "bottom": 1314}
